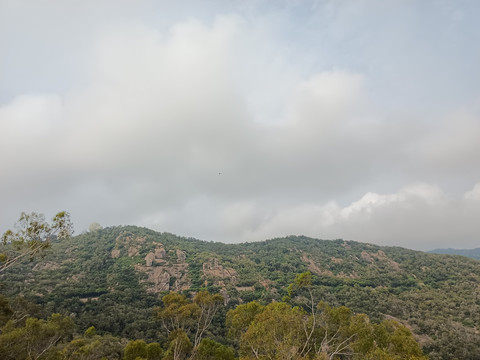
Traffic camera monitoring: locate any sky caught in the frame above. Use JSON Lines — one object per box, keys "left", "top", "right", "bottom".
{"left": 1, "top": 0, "right": 480, "bottom": 251}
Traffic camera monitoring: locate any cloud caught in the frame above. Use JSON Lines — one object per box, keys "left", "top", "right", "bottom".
{"left": 1, "top": 1, "right": 480, "bottom": 250}
{"left": 225, "top": 183, "right": 480, "bottom": 250}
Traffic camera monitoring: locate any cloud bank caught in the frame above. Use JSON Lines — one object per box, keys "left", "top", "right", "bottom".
{"left": 1, "top": 1, "right": 480, "bottom": 250}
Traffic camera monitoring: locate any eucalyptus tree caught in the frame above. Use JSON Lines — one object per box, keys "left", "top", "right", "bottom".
{"left": 1, "top": 211, "right": 73, "bottom": 273}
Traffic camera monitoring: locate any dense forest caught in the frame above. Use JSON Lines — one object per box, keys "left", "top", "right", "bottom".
{"left": 2, "top": 222, "right": 480, "bottom": 359}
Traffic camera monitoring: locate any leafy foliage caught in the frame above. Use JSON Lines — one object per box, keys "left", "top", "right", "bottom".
{"left": 227, "top": 296, "right": 427, "bottom": 360}
{"left": 1, "top": 211, "right": 73, "bottom": 273}
{"left": 0, "top": 313, "right": 74, "bottom": 360}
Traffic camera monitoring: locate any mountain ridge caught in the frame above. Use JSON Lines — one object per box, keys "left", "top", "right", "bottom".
{"left": 428, "top": 247, "right": 480, "bottom": 260}
{"left": 2, "top": 225, "right": 480, "bottom": 359}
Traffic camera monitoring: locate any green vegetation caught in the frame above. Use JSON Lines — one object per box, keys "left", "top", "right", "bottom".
{"left": 2, "top": 225, "right": 480, "bottom": 359}
{"left": 0, "top": 280, "right": 425, "bottom": 360}
{"left": 1, "top": 211, "right": 73, "bottom": 274}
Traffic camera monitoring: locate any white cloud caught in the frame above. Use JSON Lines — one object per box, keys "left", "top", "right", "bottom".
{"left": 464, "top": 182, "right": 480, "bottom": 201}
{"left": 1, "top": 1, "right": 480, "bottom": 250}
{"left": 225, "top": 183, "right": 480, "bottom": 250}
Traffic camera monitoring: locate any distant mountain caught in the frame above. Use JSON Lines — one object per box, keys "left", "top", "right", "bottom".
{"left": 429, "top": 247, "right": 480, "bottom": 260}
{"left": 2, "top": 225, "right": 480, "bottom": 360}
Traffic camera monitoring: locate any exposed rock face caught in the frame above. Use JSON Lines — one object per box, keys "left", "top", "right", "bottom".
{"left": 33, "top": 262, "right": 61, "bottom": 271}
{"left": 375, "top": 251, "right": 401, "bottom": 271}
{"left": 361, "top": 251, "right": 373, "bottom": 262}
{"left": 115, "top": 233, "right": 146, "bottom": 245}
{"left": 80, "top": 297, "right": 99, "bottom": 303}
{"left": 301, "top": 254, "right": 333, "bottom": 276}
{"left": 147, "top": 267, "right": 170, "bottom": 292}
{"left": 128, "top": 246, "right": 139, "bottom": 257}
{"left": 331, "top": 256, "right": 343, "bottom": 264}
{"left": 136, "top": 247, "right": 191, "bottom": 292}
{"left": 235, "top": 286, "right": 255, "bottom": 291}
{"left": 220, "top": 287, "right": 230, "bottom": 305}
{"left": 65, "top": 246, "right": 78, "bottom": 254}
{"left": 155, "top": 247, "right": 166, "bottom": 259}
{"left": 202, "top": 258, "right": 237, "bottom": 284}
{"left": 145, "top": 247, "right": 167, "bottom": 266}
{"left": 337, "top": 271, "right": 360, "bottom": 279}
{"left": 176, "top": 249, "right": 186, "bottom": 263}
{"left": 361, "top": 250, "right": 401, "bottom": 271}
{"left": 145, "top": 253, "right": 155, "bottom": 267}
{"left": 69, "top": 274, "right": 84, "bottom": 282}
{"left": 259, "top": 279, "right": 272, "bottom": 289}
{"left": 136, "top": 262, "right": 191, "bottom": 293}
{"left": 111, "top": 231, "right": 191, "bottom": 293}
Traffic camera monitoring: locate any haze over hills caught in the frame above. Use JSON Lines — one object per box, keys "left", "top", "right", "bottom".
{"left": 2, "top": 225, "right": 480, "bottom": 359}
{"left": 428, "top": 248, "right": 480, "bottom": 260}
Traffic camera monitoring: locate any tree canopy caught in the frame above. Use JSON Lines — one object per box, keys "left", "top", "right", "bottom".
{"left": 1, "top": 211, "right": 73, "bottom": 274}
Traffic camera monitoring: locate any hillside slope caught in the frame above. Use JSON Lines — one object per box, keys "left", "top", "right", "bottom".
{"left": 2, "top": 226, "right": 480, "bottom": 359}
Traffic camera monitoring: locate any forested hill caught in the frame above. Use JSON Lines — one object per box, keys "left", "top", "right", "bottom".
{"left": 2, "top": 225, "right": 480, "bottom": 359}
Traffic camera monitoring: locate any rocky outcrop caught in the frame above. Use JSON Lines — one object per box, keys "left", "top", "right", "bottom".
{"left": 361, "top": 250, "right": 401, "bottom": 271}
{"left": 176, "top": 249, "right": 186, "bottom": 263}
{"left": 361, "top": 251, "right": 373, "bottom": 262}
{"left": 128, "top": 246, "right": 139, "bottom": 257}
{"left": 259, "top": 279, "right": 272, "bottom": 289}
{"left": 137, "top": 247, "right": 191, "bottom": 293}
{"left": 202, "top": 258, "right": 237, "bottom": 284}
{"left": 111, "top": 231, "right": 191, "bottom": 292}
{"left": 111, "top": 233, "right": 148, "bottom": 259}
{"left": 69, "top": 274, "right": 84, "bottom": 282}
{"left": 235, "top": 286, "right": 255, "bottom": 291}
{"left": 155, "top": 247, "right": 166, "bottom": 259}
{"left": 145, "top": 246, "right": 168, "bottom": 266}
{"left": 331, "top": 256, "right": 343, "bottom": 264}
{"left": 147, "top": 267, "right": 170, "bottom": 292}
{"left": 301, "top": 254, "right": 333, "bottom": 276}
{"left": 220, "top": 287, "right": 230, "bottom": 305}
{"left": 33, "top": 262, "right": 61, "bottom": 271}
{"left": 136, "top": 262, "right": 191, "bottom": 293}
{"left": 145, "top": 252, "right": 155, "bottom": 267}
{"left": 115, "top": 233, "right": 146, "bottom": 245}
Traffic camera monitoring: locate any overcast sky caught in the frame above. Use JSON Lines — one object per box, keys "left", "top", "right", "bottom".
{"left": 1, "top": 0, "right": 480, "bottom": 250}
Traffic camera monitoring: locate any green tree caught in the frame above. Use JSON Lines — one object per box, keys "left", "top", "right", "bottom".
{"left": 195, "top": 338, "right": 235, "bottom": 360}
{"left": 286, "top": 272, "right": 316, "bottom": 357}
{"left": 156, "top": 291, "right": 223, "bottom": 360}
{"left": 157, "top": 293, "right": 198, "bottom": 334}
{"left": 227, "top": 273, "right": 428, "bottom": 360}
{"left": 0, "top": 313, "right": 74, "bottom": 360}
{"left": 1, "top": 211, "right": 73, "bottom": 273}
{"left": 190, "top": 291, "right": 224, "bottom": 358}
{"left": 226, "top": 300, "right": 264, "bottom": 340}
{"left": 61, "top": 328, "right": 124, "bottom": 360}
{"left": 0, "top": 295, "right": 13, "bottom": 327}
{"left": 239, "top": 302, "right": 306, "bottom": 360}
{"left": 163, "top": 330, "right": 192, "bottom": 360}
{"left": 146, "top": 342, "right": 163, "bottom": 360}
{"left": 124, "top": 339, "right": 148, "bottom": 360}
